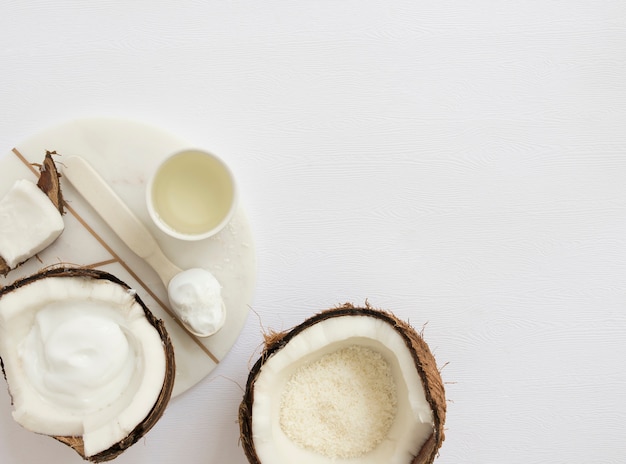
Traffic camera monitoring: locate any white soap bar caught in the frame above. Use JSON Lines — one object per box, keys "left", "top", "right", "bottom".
{"left": 0, "top": 179, "right": 64, "bottom": 269}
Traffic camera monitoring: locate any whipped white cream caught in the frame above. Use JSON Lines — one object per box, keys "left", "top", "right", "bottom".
{"left": 167, "top": 268, "right": 225, "bottom": 337}
{"left": 19, "top": 300, "right": 136, "bottom": 414}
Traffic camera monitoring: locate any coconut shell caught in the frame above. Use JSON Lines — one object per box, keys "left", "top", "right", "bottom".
{"left": 0, "top": 258, "right": 10, "bottom": 277}
{"left": 0, "top": 266, "right": 176, "bottom": 462}
{"left": 238, "top": 303, "right": 446, "bottom": 464}
{"left": 36, "top": 151, "right": 65, "bottom": 215}
{"left": 0, "top": 151, "right": 65, "bottom": 276}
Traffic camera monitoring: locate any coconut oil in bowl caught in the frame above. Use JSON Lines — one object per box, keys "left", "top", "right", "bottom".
{"left": 147, "top": 149, "right": 237, "bottom": 241}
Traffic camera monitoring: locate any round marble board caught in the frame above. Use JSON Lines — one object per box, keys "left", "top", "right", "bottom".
{"left": 0, "top": 118, "right": 257, "bottom": 397}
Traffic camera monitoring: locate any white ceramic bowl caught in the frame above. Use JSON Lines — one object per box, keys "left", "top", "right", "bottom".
{"left": 146, "top": 149, "right": 237, "bottom": 241}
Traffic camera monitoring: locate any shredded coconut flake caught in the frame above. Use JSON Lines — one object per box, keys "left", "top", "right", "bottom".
{"left": 279, "top": 345, "right": 397, "bottom": 459}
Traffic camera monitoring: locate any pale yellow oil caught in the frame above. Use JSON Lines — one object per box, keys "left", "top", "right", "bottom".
{"left": 151, "top": 151, "right": 235, "bottom": 235}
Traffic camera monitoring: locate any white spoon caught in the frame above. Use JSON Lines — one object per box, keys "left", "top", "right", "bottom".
{"left": 62, "top": 155, "right": 226, "bottom": 338}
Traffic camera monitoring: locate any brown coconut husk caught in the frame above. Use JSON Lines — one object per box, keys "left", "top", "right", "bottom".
{"left": 0, "top": 151, "right": 65, "bottom": 276}
{"left": 238, "top": 302, "right": 446, "bottom": 464}
{"left": 37, "top": 151, "right": 65, "bottom": 215}
{"left": 0, "top": 266, "right": 176, "bottom": 462}
{"left": 0, "top": 258, "right": 10, "bottom": 276}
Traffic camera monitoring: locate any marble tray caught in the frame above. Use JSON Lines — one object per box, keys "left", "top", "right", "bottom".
{"left": 0, "top": 117, "right": 256, "bottom": 397}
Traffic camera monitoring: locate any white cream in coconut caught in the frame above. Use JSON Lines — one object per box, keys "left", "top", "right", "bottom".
{"left": 167, "top": 268, "right": 225, "bottom": 337}
{"left": 0, "top": 179, "right": 64, "bottom": 268}
{"left": 250, "top": 315, "right": 435, "bottom": 464}
{"left": 19, "top": 301, "right": 135, "bottom": 414}
{"left": 0, "top": 276, "right": 166, "bottom": 458}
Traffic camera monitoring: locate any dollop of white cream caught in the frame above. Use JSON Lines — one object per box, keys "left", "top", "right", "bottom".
{"left": 167, "top": 268, "right": 225, "bottom": 337}
{"left": 19, "top": 301, "right": 135, "bottom": 413}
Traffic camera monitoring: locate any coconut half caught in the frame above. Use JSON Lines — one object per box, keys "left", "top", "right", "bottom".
{"left": 0, "top": 267, "right": 175, "bottom": 461}
{"left": 239, "top": 303, "right": 446, "bottom": 464}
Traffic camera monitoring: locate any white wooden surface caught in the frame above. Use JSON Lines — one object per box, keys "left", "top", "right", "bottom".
{"left": 1, "top": 1, "right": 626, "bottom": 463}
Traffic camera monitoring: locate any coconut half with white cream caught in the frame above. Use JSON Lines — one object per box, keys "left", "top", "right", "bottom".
{"left": 0, "top": 267, "right": 175, "bottom": 461}
{"left": 239, "top": 303, "right": 446, "bottom": 464}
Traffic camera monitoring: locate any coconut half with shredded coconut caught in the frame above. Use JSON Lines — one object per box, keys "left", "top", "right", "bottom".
{"left": 0, "top": 267, "right": 175, "bottom": 462}
{"left": 239, "top": 303, "right": 446, "bottom": 464}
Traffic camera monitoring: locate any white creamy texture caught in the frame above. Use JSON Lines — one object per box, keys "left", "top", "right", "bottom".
{"left": 0, "top": 179, "right": 64, "bottom": 268}
{"left": 0, "top": 276, "right": 167, "bottom": 457}
{"left": 19, "top": 301, "right": 136, "bottom": 413}
{"left": 168, "top": 268, "right": 225, "bottom": 337}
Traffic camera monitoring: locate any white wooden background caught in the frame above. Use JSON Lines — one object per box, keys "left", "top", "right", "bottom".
{"left": 1, "top": 1, "right": 626, "bottom": 463}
